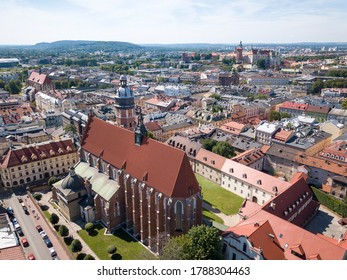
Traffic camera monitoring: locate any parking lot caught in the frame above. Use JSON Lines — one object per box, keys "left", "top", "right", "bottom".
{"left": 305, "top": 205, "right": 347, "bottom": 239}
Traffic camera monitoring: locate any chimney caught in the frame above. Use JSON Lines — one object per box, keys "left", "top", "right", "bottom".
{"left": 268, "top": 233, "right": 275, "bottom": 240}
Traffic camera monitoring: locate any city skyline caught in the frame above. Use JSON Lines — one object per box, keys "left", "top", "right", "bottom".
{"left": 1, "top": 0, "right": 347, "bottom": 45}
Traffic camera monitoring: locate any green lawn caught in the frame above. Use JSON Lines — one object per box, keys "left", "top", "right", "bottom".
{"left": 203, "top": 209, "right": 224, "bottom": 224}
{"left": 78, "top": 224, "right": 158, "bottom": 260}
{"left": 43, "top": 210, "right": 51, "bottom": 220}
{"left": 196, "top": 173, "right": 243, "bottom": 215}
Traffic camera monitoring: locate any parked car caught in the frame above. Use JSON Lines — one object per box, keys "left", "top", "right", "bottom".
{"left": 44, "top": 238, "right": 53, "bottom": 248}
{"left": 6, "top": 207, "right": 14, "bottom": 216}
{"left": 14, "top": 223, "right": 21, "bottom": 232}
{"left": 21, "top": 238, "right": 29, "bottom": 247}
{"left": 40, "top": 231, "right": 48, "bottom": 239}
{"left": 20, "top": 203, "right": 29, "bottom": 215}
{"left": 49, "top": 247, "right": 57, "bottom": 258}
{"left": 17, "top": 196, "right": 23, "bottom": 203}
{"left": 27, "top": 253, "right": 36, "bottom": 260}
{"left": 16, "top": 228, "right": 24, "bottom": 237}
{"left": 36, "top": 225, "right": 43, "bottom": 233}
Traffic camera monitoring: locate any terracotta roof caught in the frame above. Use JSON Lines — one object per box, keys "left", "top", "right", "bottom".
{"left": 317, "top": 232, "right": 347, "bottom": 250}
{"left": 266, "top": 143, "right": 347, "bottom": 177}
{"left": 166, "top": 135, "right": 202, "bottom": 158}
{"left": 280, "top": 101, "right": 308, "bottom": 111}
{"left": 222, "top": 159, "right": 291, "bottom": 195}
{"left": 290, "top": 172, "right": 308, "bottom": 183}
{"left": 272, "top": 129, "right": 293, "bottom": 142}
{"left": 223, "top": 220, "right": 286, "bottom": 260}
{"left": 144, "top": 121, "right": 162, "bottom": 131}
{"left": 238, "top": 199, "right": 262, "bottom": 218}
{"left": 195, "top": 149, "right": 226, "bottom": 170}
{"left": 0, "top": 139, "right": 76, "bottom": 168}
{"left": 307, "top": 104, "right": 330, "bottom": 114}
{"left": 232, "top": 210, "right": 347, "bottom": 260}
{"left": 81, "top": 117, "right": 200, "bottom": 198}
{"left": 28, "top": 71, "right": 50, "bottom": 85}
{"left": 220, "top": 121, "right": 246, "bottom": 135}
{"left": 231, "top": 148, "right": 265, "bottom": 166}
{"left": 262, "top": 178, "right": 318, "bottom": 226}
{"left": 0, "top": 246, "right": 25, "bottom": 260}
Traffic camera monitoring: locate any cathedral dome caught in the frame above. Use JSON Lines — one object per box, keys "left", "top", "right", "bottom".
{"left": 61, "top": 166, "right": 85, "bottom": 190}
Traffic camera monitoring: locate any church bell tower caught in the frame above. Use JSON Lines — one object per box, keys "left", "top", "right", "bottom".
{"left": 114, "top": 75, "right": 136, "bottom": 129}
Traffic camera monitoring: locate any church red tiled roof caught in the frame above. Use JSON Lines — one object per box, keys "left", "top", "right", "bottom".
{"left": 81, "top": 117, "right": 200, "bottom": 198}
{"left": 0, "top": 139, "right": 76, "bottom": 168}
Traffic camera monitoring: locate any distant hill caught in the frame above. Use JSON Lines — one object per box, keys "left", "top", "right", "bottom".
{"left": 28, "top": 40, "right": 142, "bottom": 52}
{"left": 140, "top": 43, "right": 233, "bottom": 50}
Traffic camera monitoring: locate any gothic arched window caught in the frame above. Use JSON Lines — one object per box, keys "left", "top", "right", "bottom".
{"left": 175, "top": 201, "right": 184, "bottom": 231}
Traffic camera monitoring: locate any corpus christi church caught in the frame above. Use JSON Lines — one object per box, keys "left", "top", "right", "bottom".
{"left": 52, "top": 76, "right": 203, "bottom": 253}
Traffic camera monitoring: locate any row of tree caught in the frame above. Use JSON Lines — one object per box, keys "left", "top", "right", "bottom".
{"left": 309, "top": 78, "right": 347, "bottom": 94}
{"left": 0, "top": 79, "right": 22, "bottom": 94}
{"left": 268, "top": 110, "right": 291, "bottom": 121}
{"left": 54, "top": 79, "right": 91, "bottom": 89}
{"left": 202, "top": 139, "right": 235, "bottom": 158}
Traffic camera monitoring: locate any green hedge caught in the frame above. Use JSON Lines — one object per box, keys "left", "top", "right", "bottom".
{"left": 311, "top": 187, "right": 347, "bottom": 217}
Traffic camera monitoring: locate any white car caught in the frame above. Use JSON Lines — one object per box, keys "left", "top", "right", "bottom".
{"left": 49, "top": 247, "right": 57, "bottom": 258}
{"left": 40, "top": 231, "right": 48, "bottom": 239}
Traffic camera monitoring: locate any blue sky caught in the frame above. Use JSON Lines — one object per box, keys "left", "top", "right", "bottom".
{"left": 1, "top": 0, "right": 346, "bottom": 45}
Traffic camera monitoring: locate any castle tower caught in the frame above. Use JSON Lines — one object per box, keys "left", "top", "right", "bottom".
{"left": 235, "top": 40, "right": 243, "bottom": 63}
{"left": 114, "top": 75, "right": 136, "bottom": 129}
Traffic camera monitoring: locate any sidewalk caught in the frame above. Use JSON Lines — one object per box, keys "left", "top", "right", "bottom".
{"left": 203, "top": 201, "right": 240, "bottom": 227}
{"left": 33, "top": 190, "right": 99, "bottom": 260}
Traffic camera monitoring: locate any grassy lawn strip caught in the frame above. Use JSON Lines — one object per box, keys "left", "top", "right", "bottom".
{"left": 196, "top": 173, "right": 243, "bottom": 215}
{"left": 78, "top": 224, "right": 157, "bottom": 260}
{"left": 203, "top": 209, "right": 224, "bottom": 224}
{"left": 43, "top": 210, "right": 51, "bottom": 220}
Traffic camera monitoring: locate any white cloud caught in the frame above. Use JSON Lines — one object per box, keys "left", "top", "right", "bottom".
{"left": 0, "top": 0, "right": 346, "bottom": 44}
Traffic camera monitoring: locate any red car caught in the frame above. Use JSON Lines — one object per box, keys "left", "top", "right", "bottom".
{"left": 27, "top": 253, "right": 36, "bottom": 260}
{"left": 21, "top": 238, "right": 29, "bottom": 247}
{"left": 36, "top": 225, "right": 43, "bottom": 232}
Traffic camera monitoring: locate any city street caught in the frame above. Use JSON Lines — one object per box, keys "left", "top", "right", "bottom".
{"left": 1, "top": 187, "right": 72, "bottom": 260}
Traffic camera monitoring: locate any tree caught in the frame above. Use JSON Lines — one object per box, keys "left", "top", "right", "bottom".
{"left": 212, "top": 141, "right": 235, "bottom": 158}
{"left": 310, "top": 79, "right": 324, "bottom": 94}
{"left": 160, "top": 225, "right": 222, "bottom": 260}
{"left": 202, "top": 138, "right": 217, "bottom": 151}
{"left": 50, "top": 213, "right": 59, "bottom": 225}
{"left": 71, "top": 239, "right": 83, "bottom": 253}
{"left": 210, "top": 93, "right": 221, "bottom": 101}
{"left": 84, "top": 222, "right": 94, "bottom": 234}
{"left": 342, "top": 98, "right": 347, "bottom": 110}
{"left": 59, "top": 225, "right": 69, "bottom": 237}
{"left": 64, "top": 123, "right": 77, "bottom": 135}
{"left": 107, "top": 245, "right": 117, "bottom": 255}
{"left": 280, "top": 112, "right": 291, "bottom": 119}
{"left": 84, "top": 254, "right": 95, "bottom": 260}
{"left": 256, "top": 59, "right": 267, "bottom": 70}
{"left": 33, "top": 193, "right": 42, "bottom": 202}
{"left": 48, "top": 176, "right": 59, "bottom": 187}
{"left": 0, "top": 79, "right": 5, "bottom": 89}
{"left": 185, "top": 225, "right": 222, "bottom": 260}
{"left": 269, "top": 110, "right": 281, "bottom": 121}
{"left": 160, "top": 235, "right": 189, "bottom": 260}
{"left": 5, "top": 80, "right": 21, "bottom": 94}
{"left": 147, "top": 131, "right": 156, "bottom": 140}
